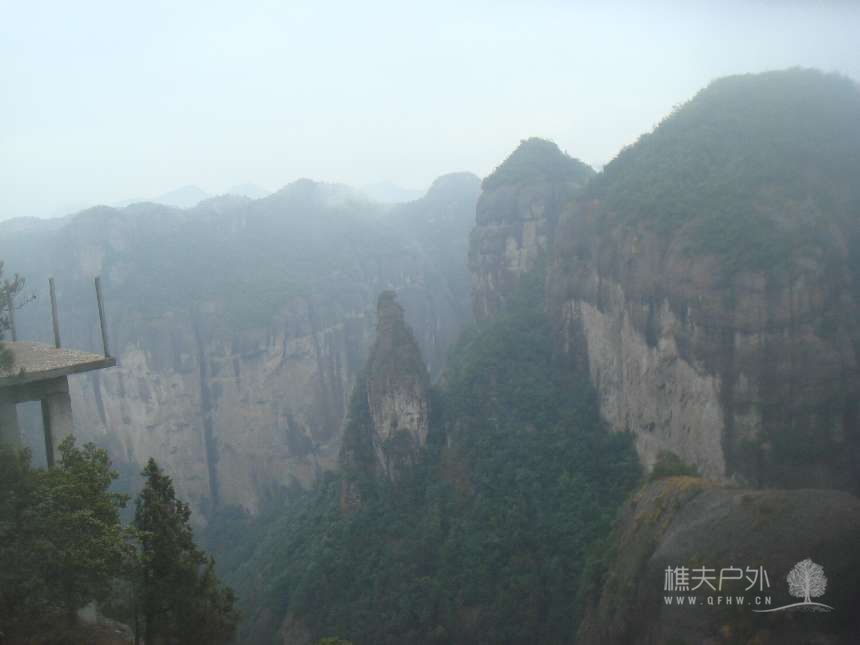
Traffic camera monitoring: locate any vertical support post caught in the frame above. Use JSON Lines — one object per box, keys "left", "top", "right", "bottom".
{"left": 49, "top": 277, "right": 61, "bottom": 348}
{"left": 42, "top": 398, "right": 55, "bottom": 467}
{"left": 94, "top": 276, "right": 110, "bottom": 358}
{"left": 41, "top": 377, "right": 74, "bottom": 467}
{"left": 0, "top": 392, "right": 21, "bottom": 449}
{"left": 4, "top": 283, "right": 15, "bottom": 342}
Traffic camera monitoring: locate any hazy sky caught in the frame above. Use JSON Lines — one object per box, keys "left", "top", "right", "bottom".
{"left": 2, "top": 0, "right": 859, "bottom": 221}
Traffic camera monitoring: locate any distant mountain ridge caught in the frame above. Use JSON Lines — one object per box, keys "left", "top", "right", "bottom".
{"left": 8, "top": 179, "right": 427, "bottom": 224}
{"left": 114, "top": 183, "right": 272, "bottom": 209}
{"left": 361, "top": 181, "right": 425, "bottom": 204}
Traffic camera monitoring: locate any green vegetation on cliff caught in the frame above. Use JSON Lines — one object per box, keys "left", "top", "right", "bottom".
{"left": 590, "top": 68, "right": 860, "bottom": 273}
{"left": 214, "top": 273, "right": 640, "bottom": 644}
{"left": 482, "top": 137, "right": 596, "bottom": 191}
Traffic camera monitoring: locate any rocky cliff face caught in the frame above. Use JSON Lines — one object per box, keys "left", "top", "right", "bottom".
{"left": 469, "top": 138, "right": 595, "bottom": 321}
{"left": 471, "top": 71, "right": 860, "bottom": 492}
{"left": 338, "top": 291, "right": 430, "bottom": 511}
{"left": 365, "top": 291, "right": 430, "bottom": 478}
{"left": 0, "top": 175, "right": 479, "bottom": 517}
{"left": 548, "top": 199, "right": 860, "bottom": 489}
{"left": 68, "top": 295, "right": 370, "bottom": 516}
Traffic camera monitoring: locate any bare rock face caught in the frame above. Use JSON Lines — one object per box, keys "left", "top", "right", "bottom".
{"left": 541, "top": 70, "right": 860, "bottom": 491}
{"left": 578, "top": 477, "right": 860, "bottom": 645}
{"left": 366, "top": 291, "right": 430, "bottom": 478}
{"left": 338, "top": 292, "right": 430, "bottom": 510}
{"left": 67, "top": 296, "right": 367, "bottom": 516}
{"left": 468, "top": 138, "right": 595, "bottom": 321}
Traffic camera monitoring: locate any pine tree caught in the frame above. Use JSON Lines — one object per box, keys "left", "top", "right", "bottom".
{"left": 37, "top": 438, "right": 132, "bottom": 623}
{"left": 134, "top": 458, "right": 238, "bottom": 644}
{"left": 0, "top": 446, "right": 42, "bottom": 628}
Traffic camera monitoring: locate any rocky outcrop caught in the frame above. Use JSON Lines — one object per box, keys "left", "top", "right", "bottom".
{"left": 338, "top": 292, "right": 430, "bottom": 510}
{"left": 0, "top": 175, "right": 477, "bottom": 517}
{"left": 366, "top": 291, "right": 431, "bottom": 477}
{"left": 578, "top": 477, "right": 860, "bottom": 644}
{"left": 469, "top": 138, "right": 594, "bottom": 321}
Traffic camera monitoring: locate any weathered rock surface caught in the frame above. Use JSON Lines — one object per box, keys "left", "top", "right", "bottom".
{"left": 469, "top": 138, "right": 594, "bottom": 321}
{"left": 338, "top": 291, "right": 431, "bottom": 510}
{"left": 578, "top": 477, "right": 860, "bottom": 644}
{"left": 0, "top": 175, "right": 479, "bottom": 517}
{"left": 365, "top": 291, "right": 431, "bottom": 478}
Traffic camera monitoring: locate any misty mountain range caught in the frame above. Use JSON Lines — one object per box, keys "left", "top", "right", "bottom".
{"left": 2, "top": 68, "right": 860, "bottom": 645}
{"left": 19, "top": 180, "right": 427, "bottom": 223}
{"left": 4, "top": 0, "right": 860, "bottom": 641}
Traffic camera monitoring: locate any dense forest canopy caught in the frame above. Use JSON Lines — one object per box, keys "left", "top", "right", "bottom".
{"left": 482, "top": 137, "right": 596, "bottom": 191}
{"left": 589, "top": 68, "right": 860, "bottom": 272}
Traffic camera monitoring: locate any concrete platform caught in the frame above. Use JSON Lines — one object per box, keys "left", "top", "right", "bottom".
{"left": 0, "top": 340, "right": 115, "bottom": 387}
{"left": 1, "top": 341, "right": 116, "bottom": 465}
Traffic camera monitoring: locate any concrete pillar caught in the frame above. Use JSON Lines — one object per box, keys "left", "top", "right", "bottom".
{"left": 0, "top": 392, "right": 21, "bottom": 449}
{"left": 41, "top": 376, "right": 74, "bottom": 467}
